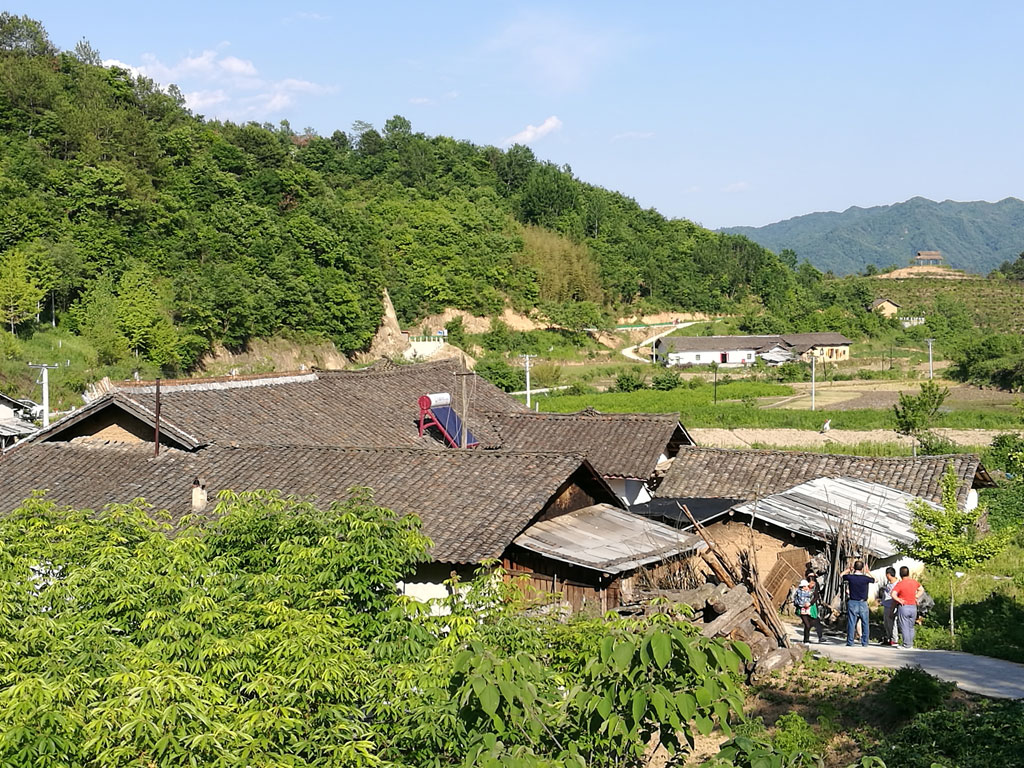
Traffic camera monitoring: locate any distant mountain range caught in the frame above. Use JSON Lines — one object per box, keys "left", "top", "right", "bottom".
{"left": 722, "top": 196, "right": 1024, "bottom": 276}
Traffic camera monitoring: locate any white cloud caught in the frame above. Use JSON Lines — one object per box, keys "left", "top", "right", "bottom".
{"left": 488, "top": 12, "right": 616, "bottom": 91}
{"left": 409, "top": 96, "right": 433, "bottom": 105}
{"left": 503, "top": 115, "right": 562, "bottom": 146}
{"left": 184, "top": 89, "right": 229, "bottom": 110}
{"left": 103, "top": 47, "right": 333, "bottom": 121}
{"left": 723, "top": 181, "right": 751, "bottom": 193}
{"left": 612, "top": 131, "right": 655, "bottom": 142}
{"left": 219, "top": 56, "right": 258, "bottom": 77}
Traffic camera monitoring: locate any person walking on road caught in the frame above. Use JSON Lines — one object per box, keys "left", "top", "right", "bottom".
{"left": 879, "top": 567, "right": 900, "bottom": 646}
{"left": 842, "top": 561, "right": 874, "bottom": 647}
{"left": 891, "top": 566, "right": 924, "bottom": 649}
{"left": 794, "top": 579, "right": 824, "bottom": 644}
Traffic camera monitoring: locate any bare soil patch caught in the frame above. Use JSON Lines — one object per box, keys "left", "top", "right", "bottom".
{"left": 616, "top": 311, "right": 714, "bottom": 325}
{"left": 412, "top": 307, "right": 545, "bottom": 334}
{"left": 690, "top": 427, "right": 1001, "bottom": 450}
{"left": 876, "top": 265, "right": 978, "bottom": 280}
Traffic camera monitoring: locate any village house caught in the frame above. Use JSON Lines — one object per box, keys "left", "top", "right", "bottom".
{"left": 869, "top": 298, "right": 900, "bottom": 318}
{"left": 0, "top": 392, "right": 37, "bottom": 452}
{"left": 0, "top": 359, "right": 706, "bottom": 612}
{"left": 914, "top": 250, "right": 943, "bottom": 267}
{"left": 654, "top": 332, "right": 852, "bottom": 368}
{"left": 637, "top": 447, "right": 994, "bottom": 594}
{"left": 0, "top": 442, "right": 704, "bottom": 612}
{"left": 481, "top": 408, "right": 695, "bottom": 505}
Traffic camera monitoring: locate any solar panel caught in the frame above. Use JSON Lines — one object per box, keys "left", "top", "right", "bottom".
{"left": 430, "top": 405, "right": 478, "bottom": 448}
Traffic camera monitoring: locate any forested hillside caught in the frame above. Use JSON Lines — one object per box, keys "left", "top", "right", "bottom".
{"left": 0, "top": 15, "right": 883, "bottom": 393}
{"left": 723, "top": 196, "right": 1024, "bottom": 276}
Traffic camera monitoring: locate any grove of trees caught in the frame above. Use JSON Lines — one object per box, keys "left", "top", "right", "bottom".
{"left": 0, "top": 13, "right": 881, "bottom": 385}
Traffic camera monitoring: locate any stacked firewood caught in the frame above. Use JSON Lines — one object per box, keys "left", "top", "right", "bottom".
{"left": 631, "top": 505, "right": 805, "bottom": 681}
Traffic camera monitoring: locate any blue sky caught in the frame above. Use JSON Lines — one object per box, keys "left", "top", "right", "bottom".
{"left": 17, "top": 2, "right": 1024, "bottom": 228}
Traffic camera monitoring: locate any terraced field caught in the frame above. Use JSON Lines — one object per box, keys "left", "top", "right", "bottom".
{"left": 868, "top": 276, "right": 1024, "bottom": 331}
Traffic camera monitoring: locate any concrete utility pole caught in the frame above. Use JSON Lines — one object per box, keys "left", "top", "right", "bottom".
{"left": 811, "top": 355, "right": 816, "bottom": 411}
{"left": 27, "top": 362, "right": 64, "bottom": 428}
{"left": 925, "top": 338, "right": 935, "bottom": 379}
{"left": 521, "top": 354, "right": 537, "bottom": 408}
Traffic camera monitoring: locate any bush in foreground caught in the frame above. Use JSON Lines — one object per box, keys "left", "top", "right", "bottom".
{"left": 0, "top": 490, "right": 756, "bottom": 767}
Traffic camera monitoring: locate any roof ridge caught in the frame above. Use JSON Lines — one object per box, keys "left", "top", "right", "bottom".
{"left": 484, "top": 409, "right": 679, "bottom": 421}
{"left": 680, "top": 446, "right": 978, "bottom": 462}
{"left": 201, "top": 442, "right": 588, "bottom": 460}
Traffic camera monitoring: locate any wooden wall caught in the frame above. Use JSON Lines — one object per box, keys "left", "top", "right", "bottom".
{"left": 503, "top": 546, "right": 619, "bottom": 613}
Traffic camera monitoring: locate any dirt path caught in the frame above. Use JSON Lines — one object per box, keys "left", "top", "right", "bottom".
{"left": 690, "top": 428, "right": 1002, "bottom": 449}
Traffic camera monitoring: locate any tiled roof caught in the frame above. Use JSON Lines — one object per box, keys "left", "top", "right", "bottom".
{"left": 656, "top": 447, "right": 986, "bottom": 508}
{"left": 36, "top": 360, "right": 524, "bottom": 450}
{"left": 657, "top": 336, "right": 781, "bottom": 353}
{"left": 657, "top": 333, "right": 851, "bottom": 354}
{"left": 780, "top": 332, "right": 853, "bottom": 347}
{"left": 0, "top": 442, "right": 601, "bottom": 564}
{"left": 484, "top": 410, "right": 690, "bottom": 479}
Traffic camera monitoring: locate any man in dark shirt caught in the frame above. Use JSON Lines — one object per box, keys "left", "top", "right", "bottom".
{"left": 842, "top": 560, "right": 874, "bottom": 647}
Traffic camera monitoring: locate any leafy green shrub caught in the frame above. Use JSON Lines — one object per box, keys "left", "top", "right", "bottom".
{"left": 0, "top": 492, "right": 755, "bottom": 768}
{"left": 475, "top": 356, "right": 526, "bottom": 392}
{"left": 688, "top": 376, "right": 707, "bottom": 389}
{"left": 884, "top": 701, "right": 1024, "bottom": 768}
{"left": 916, "top": 431, "right": 959, "bottom": 455}
{"left": 0, "top": 330, "right": 20, "bottom": 359}
{"left": 444, "top": 316, "right": 467, "bottom": 349}
{"left": 554, "top": 381, "right": 596, "bottom": 397}
{"left": 884, "top": 666, "right": 954, "bottom": 718}
{"left": 984, "top": 432, "right": 1024, "bottom": 473}
{"left": 771, "top": 713, "right": 825, "bottom": 755}
{"left": 614, "top": 369, "right": 647, "bottom": 392}
{"left": 530, "top": 362, "right": 562, "bottom": 388}
{"left": 776, "top": 362, "right": 809, "bottom": 382}
{"left": 651, "top": 368, "right": 682, "bottom": 391}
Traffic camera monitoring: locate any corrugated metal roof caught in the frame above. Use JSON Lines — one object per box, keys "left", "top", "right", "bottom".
{"left": 0, "top": 420, "right": 35, "bottom": 438}
{"left": 513, "top": 503, "right": 706, "bottom": 574}
{"left": 729, "top": 476, "right": 938, "bottom": 558}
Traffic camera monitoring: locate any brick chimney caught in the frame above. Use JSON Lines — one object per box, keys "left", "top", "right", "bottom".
{"left": 191, "top": 477, "right": 208, "bottom": 513}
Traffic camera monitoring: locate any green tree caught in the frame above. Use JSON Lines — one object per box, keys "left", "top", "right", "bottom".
{"left": 897, "top": 464, "right": 1008, "bottom": 637}
{"left": 0, "top": 248, "right": 44, "bottom": 332}
{"left": 893, "top": 380, "right": 950, "bottom": 452}
{"left": 0, "top": 12, "right": 56, "bottom": 56}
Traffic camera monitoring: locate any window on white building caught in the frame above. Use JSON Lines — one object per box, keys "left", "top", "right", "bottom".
{"left": 695, "top": 354, "right": 701, "bottom": 361}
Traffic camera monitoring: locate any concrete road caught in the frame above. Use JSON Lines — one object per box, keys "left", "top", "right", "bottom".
{"left": 793, "top": 629, "right": 1024, "bottom": 699}
{"left": 621, "top": 323, "right": 696, "bottom": 363}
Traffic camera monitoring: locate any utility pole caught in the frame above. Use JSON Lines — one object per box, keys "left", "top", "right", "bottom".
{"left": 925, "top": 338, "right": 935, "bottom": 379}
{"left": 713, "top": 363, "right": 719, "bottom": 405}
{"left": 154, "top": 378, "right": 161, "bottom": 457}
{"left": 521, "top": 354, "right": 536, "bottom": 408}
{"left": 811, "top": 355, "right": 816, "bottom": 411}
{"left": 27, "top": 361, "right": 65, "bottom": 427}
{"left": 456, "top": 371, "right": 473, "bottom": 448}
